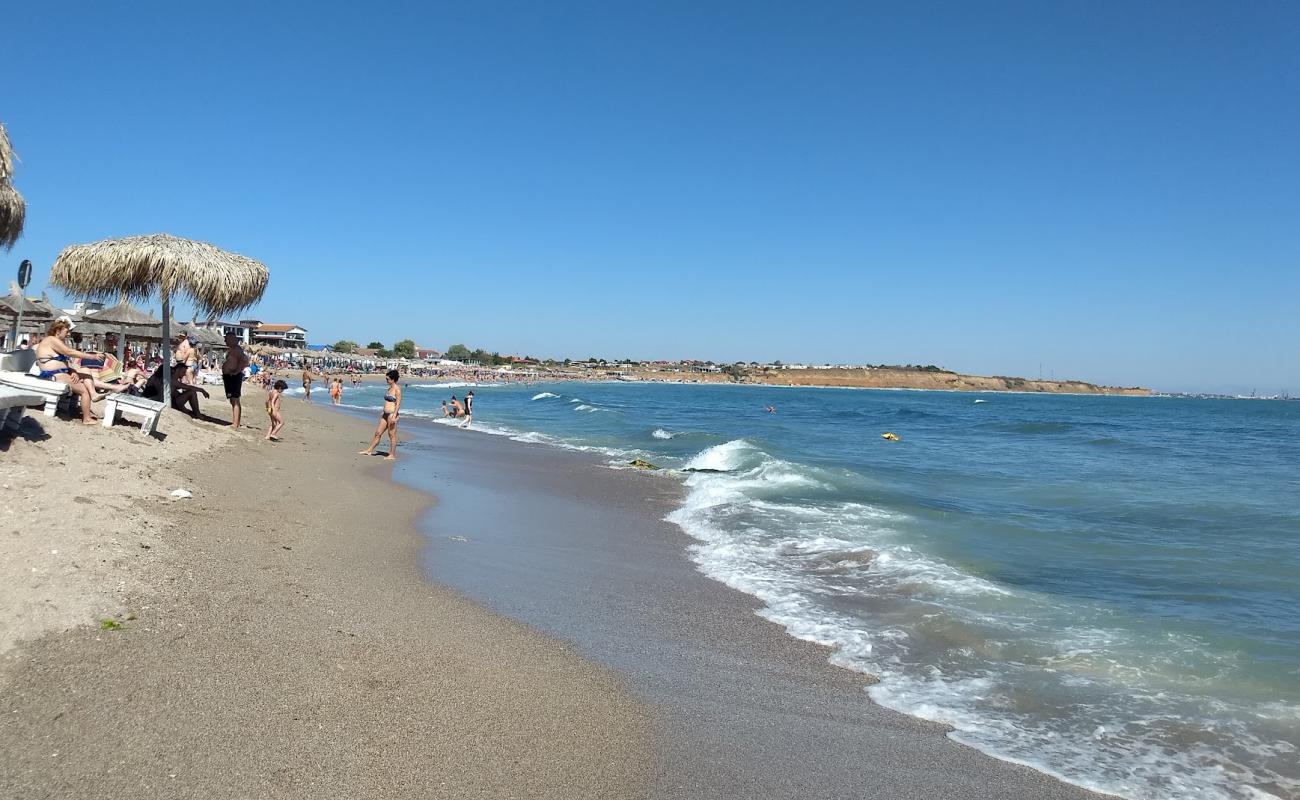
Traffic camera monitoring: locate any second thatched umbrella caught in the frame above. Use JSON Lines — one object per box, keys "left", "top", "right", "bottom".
{"left": 0, "top": 122, "right": 24, "bottom": 250}
{"left": 51, "top": 234, "right": 269, "bottom": 406}
{"left": 87, "top": 299, "right": 163, "bottom": 362}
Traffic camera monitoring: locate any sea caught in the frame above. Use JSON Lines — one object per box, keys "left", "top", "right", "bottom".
{"left": 320, "top": 379, "right": 1300, "bottom": 800}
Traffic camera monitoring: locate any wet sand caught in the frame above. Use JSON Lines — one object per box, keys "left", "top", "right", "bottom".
{"left": 392, "top": 419, "right": 1106, "bottom": 799}
{"left": 0, "top": 401, "right": 655, "bottom": 799}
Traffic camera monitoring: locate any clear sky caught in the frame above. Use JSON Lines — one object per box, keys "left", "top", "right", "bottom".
{"left": 4, "top": 1, "right": 1297, "bottom": 394}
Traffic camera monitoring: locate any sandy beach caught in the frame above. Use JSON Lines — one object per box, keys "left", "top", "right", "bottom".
{"left": 0, "top": 400, "right": 654, "bottom": 799}
{"left": 1, "top": 390, "right": 1111, "bottom": 799}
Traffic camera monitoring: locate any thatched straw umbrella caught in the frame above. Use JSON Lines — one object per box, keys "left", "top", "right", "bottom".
{"left": 2, "top": 284, "right": 53, "bottom": 347}
{"left": 51, "top": 234, "right": 268, "bottom": 404}
{"left": 0, "top": 123, "right": 24, "bottom": 251}
{"left": 87, "top": 299, "right": 162, "bottom": 362}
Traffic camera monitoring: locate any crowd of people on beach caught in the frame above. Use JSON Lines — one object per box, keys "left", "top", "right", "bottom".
{"left": 7, "top": 320, "right": 506, "bottom": 461}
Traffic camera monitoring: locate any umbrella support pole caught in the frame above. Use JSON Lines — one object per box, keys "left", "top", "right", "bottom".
{"left": 161, "top": 292, "right": 171, "bottom": 405}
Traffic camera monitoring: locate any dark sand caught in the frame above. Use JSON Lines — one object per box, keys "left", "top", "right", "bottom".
{"left": 395, "top": 420, "right": 1106, "bottom": 800}
{"left": 0, "top": 401, "right": 656, "bottom": 799}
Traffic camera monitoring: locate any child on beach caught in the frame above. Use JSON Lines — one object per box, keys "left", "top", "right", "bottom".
{"left": 265, "top": 379, "right": 287, "bottom": 441}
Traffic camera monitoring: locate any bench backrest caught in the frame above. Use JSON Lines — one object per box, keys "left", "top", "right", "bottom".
{"left": 1, "top": 350, "right": 37, "bottom": 373}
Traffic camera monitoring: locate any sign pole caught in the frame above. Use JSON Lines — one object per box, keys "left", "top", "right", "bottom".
{"left": 12, "top": 259, "right": 31, "bottom": 349}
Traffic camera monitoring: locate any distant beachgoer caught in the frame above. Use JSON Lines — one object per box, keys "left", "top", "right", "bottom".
{"left": 766, "top": 405, "right": 776, "bottom": 413}
{"left": 265, "top": 379, "right": 287, "bottom": 441}
{"left": 440, "top": 400, "right": 450, "bottom": 417}
{"left": 330, "top": 378, "right": 342, "bottom": 405}
{"left": 173, "top": 335, "right": 198, "bottom": 385}
{"left": 450, "top": 395, "right": 464, "bottom": 418}
{"left": 460, "top": 390, "right": 474, "bottom": 428}
{"left": 302, "top": 368, "right": 313, "bottom": 402}
{"left": 185, "top": 336, "right": 201, "bottom": 384}
{"left": 222, "top": 333, "right": 250, "bottom": 429}
{"left": 360, "top": 369, "right": 402, "bottom": 460}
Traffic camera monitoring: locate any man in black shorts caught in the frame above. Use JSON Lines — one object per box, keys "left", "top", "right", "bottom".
{"left": 222, "top": 333, "right": 251, "bottom": 429}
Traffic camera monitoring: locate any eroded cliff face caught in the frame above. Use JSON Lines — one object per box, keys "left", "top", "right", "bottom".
{"left": 745, "top": 368, "right": 1150, "bottom": 395}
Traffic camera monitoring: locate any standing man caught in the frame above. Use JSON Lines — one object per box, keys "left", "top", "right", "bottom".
{"left": 222, "top": 332, "right": 250, "bottom": 429}
{"left": 173, "top": 335, "right": 194, "bottom": 384}
{"left": 460, "top": 390, "right": 474, "bottom": 429}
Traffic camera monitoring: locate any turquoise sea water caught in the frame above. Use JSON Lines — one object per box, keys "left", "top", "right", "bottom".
{"left": 326, "top": 380, "right": 1300, "bottom": 799}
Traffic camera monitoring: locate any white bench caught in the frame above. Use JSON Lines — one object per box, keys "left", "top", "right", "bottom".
{"left": 0, "top": 370, "right": 73, "bottom": 417}
{"left": 102, "top": 393, "right": 166, "bottom": 436}
{"left": 0, "top": 386, "right": 44, "bottom": 432}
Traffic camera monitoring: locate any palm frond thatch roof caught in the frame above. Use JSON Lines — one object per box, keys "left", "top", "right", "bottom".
{"left": 0, "top": 122, "right": 15, "bottom": 181}
{"left": 0, "top": 285, "right": 53, "bottom": 319}
{"left": 88, "top": 299, "right": 162, "bottom": 327}
{"left": 0, "top": 182, "right": 23, "bottom": 251}
{"left": 0, "top": 123, "right": 24, "bottom": 250}
{"left": 51, "top": 233, "right": 269, "bottom": 315}
{"left": 173, "top": 319, "right": 227, "bottom": 348}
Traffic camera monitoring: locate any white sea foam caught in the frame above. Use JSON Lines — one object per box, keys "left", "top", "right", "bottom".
{"left": 652, "top": 429, "right": 674, "bottom": 440}
{"left": 662, "top": 439, "right": 1294, "bottom": 800}
{"left": 681, "top": 439, "right": 758, "bottom": 472}
{"left": 532, "top": 392, "right": 559, "bottom": 400}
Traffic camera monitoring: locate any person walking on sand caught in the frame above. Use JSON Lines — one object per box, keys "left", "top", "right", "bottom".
{"left": 222, "top": 333, "right": 250, "bottom": 429}
{"left": 265, "top": 379, "right": 287, "bottom": 440}
{"left": 360, "top": 369, "right": 402, "bottom": 460}
{"left": 459, "top": 390, "right": 474, "bottom": 428}
{"left": 301, "top": 367, "right": 314, "bottom": 402}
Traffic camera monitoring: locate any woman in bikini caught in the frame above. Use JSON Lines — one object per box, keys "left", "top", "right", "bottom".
{"left": 359, "top": 369, "right": 402, "bottom": 460}
{"left": 32, "top": 319, "right": 103, "bottom": 425}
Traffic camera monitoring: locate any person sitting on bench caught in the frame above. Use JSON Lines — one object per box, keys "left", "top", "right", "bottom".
{"left": 143, "top": 362, "right": 209, "bottom": 419}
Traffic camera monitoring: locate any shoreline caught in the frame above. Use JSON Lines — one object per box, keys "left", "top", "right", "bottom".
{"left": 370, "top": 409, "right": 1107, "bottom": 799}
{"left": 0, "top": 400, "right": 656, "bottom": 799}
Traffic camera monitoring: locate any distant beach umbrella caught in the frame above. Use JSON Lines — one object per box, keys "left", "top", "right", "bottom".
{"left": 85, "top": 299, "right": 164, "bottom": 361}
{"left": 91, "top": 298, "right": 162, "bottom": 328}
{"left": 1, "top": 284, "right": 53, "bottom": 347}
{"left": 0, "top": 123, "right": 23, "bottom": 250}
{"left": 0, "top": 285, "right": 51, "bottom": 319}
{"left": 51, "top": 233, "right": 269, "bottom": 405}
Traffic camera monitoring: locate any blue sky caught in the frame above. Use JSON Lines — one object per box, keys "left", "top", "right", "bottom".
{"left": 4, "top": 1, "right": 1297, "bottom": 393}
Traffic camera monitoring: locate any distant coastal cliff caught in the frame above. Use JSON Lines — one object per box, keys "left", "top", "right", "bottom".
{"left": 629, "top": 366, "right": 1151, "bottom": 395}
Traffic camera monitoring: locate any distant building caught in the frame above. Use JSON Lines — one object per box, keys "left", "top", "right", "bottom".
{"left": 250, "top": 323, "right": 308, "bottom": 349}
{"left": 416, "top": 347, "right": 442, "bottom": 360}
{"left": 201, "top": 320, "right": 254, "bottom": 345}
